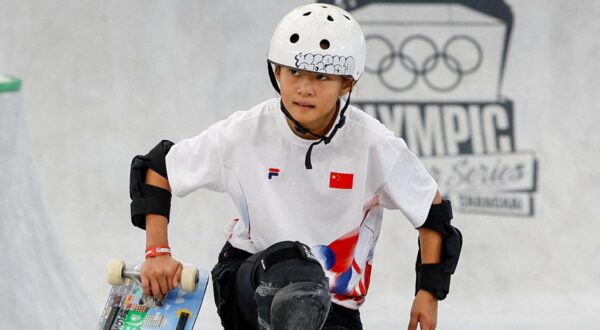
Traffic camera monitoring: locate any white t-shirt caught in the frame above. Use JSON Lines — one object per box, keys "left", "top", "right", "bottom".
{"left": 166, "top": 97, "right": 437, "bottom": 309}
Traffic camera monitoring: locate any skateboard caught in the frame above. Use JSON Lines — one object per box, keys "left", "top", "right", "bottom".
{"left": 97, "top": 260, "right": 210, "bottom": 330}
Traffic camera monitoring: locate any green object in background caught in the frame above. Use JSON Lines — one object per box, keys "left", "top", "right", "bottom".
{"left": 0, "top": 75, "right": 22, "bottom": 93}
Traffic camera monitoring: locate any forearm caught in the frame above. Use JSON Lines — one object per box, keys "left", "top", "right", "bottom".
{"left": 145, "top": 169, "right": 171, "bottom": 248}
{"left": 146, "top": 215, "right": 169, "bottom": 248}
{"left": 418, "top": 228, "right": 442, "bottom": 263}
{"left": 418, "top": 191, "right": 443, "bottom": 263}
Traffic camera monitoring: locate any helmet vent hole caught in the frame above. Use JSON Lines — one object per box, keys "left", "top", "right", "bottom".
{"left": 303, "top": 11, "right": 311, "bottom": 16}
{"left": 322, "top": 5, "right": 327, "bottom": 8}
{"left": 290, "top": 33, "right": 300, "bottom": 43}
{"left": 344, "top": 15, "right": 351, "bottom": 20}
{"left": 327, "top": 15, "right": 334, "bottom": 21}
{"left": 320, "top": 39, "right": 330, "bottom": 50}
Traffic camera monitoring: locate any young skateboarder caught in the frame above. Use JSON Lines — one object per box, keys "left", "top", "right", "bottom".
{"left": 129, "top": 3, "right": 461, "bottom": 330}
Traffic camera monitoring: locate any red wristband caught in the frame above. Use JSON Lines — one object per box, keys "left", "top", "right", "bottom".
{"left": 145, "top": 246, "right": 172, "bottom": 258}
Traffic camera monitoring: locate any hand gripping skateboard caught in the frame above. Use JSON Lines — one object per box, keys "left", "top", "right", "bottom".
{"left": 97, "top": 260, "right": 209, "bottom": 330}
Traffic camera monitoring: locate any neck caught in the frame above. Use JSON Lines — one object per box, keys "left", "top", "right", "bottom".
{"left": 287, "top": 105, "right": 339, "bottom": 140}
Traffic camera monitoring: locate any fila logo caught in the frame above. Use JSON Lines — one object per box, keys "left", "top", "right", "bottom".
{"left": 268, "top": 168, "right": 280, "bottom": 180}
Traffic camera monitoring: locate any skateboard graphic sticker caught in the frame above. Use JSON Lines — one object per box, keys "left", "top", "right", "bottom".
{"left": 97, "top": 261, "right": 209, "bottom": 330}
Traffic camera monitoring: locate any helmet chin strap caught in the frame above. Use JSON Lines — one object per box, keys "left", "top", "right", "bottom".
{"left": 268, "top": 62, "right": 352, "bottom": 170}
{"left": 279, "top": 99, "right": 327, "bottom": 140}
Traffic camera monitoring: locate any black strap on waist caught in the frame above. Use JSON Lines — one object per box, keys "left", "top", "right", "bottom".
{"left": 260, "top": 241, "right": 319, "bottom": 272}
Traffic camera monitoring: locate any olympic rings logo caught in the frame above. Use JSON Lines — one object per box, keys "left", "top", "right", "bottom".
{"left": 365, "top": 34, "right": 483, "bottom": 92}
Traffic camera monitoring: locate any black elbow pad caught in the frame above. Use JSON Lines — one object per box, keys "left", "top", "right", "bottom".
{"left": 415, "top": 200, "right": 463, "bottom": 300}
{"left": 129, "top": 140, "right": 174, "bottom": 229}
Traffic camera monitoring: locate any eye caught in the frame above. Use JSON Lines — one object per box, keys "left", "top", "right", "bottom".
{"left": 289, "top": 68, "right": 300, "bottom": 76}
{"left": 317, "top": 74, "right": 329, "bottom": 81}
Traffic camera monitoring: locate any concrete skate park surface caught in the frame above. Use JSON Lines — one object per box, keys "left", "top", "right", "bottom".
{"left": 1, "top": 1, "right": 599, "bottom": 329}
{"left": 0, "top": 78, "right": 94, "bottom": 328}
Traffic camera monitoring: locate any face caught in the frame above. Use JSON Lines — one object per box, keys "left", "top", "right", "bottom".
{"left": 275, "top": 66, "right": 353, "bottom": 138}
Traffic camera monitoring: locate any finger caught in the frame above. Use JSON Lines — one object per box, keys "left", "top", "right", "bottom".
{"left": 141, "top": 273, "right": 151, "bottom": 296}
{"left": 173, "top": 264, "right": 183, "bottom": 288}
{"left": 407, "top": 313, "right": 419, "bottom": 330}
{"left": 419, "top": 317, "right": 435, "bottom": 330}
{"left": 166, "top": 267, "right": 175, "bottom": 291}
{"left": 158, "top": 274, "right": 169, "bottom": 295}
{"left": 430, "top": 320, "right": 437, "bottom": 330}
{"left": 149, "top": 274, "right": 162, "bottom": 298}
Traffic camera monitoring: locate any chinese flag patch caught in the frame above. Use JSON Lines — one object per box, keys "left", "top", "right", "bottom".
{"left": 329, "top": 172, "right": 353, "bottom": 189}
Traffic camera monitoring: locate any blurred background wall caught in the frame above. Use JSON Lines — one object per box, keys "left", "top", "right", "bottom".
{"left": 1, "top": 0, "right": 599, "bottom": 328}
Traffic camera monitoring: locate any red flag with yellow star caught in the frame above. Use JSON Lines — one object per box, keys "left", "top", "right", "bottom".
{"left": 329, "top": 171, "right": 353, "bottom": 189}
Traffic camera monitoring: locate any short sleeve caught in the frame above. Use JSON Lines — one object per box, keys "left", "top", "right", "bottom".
{"left": 379, "top": 139, "right": 438, "bottom": 228}
{"left": 165, "top": 121, "right": 226, "bottom": 197}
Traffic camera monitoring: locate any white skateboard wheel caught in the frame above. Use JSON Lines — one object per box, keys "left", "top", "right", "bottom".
{"left": 106, "top": 259, "right": 126, "bottom": 286}
{"left": 180, "top": 266, "right": 199, "bottom": 292}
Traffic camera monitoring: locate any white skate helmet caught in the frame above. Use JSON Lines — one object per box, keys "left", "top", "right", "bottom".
{"left": 267, "top": 3, "right": 366, "bottom": 81}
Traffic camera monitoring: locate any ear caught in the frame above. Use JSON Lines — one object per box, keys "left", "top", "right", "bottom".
{"left": 339, "top": 78, "right": 356, "bottom": 96}
{"left": 274, "top": 65, "right": 281, "bottom": 82}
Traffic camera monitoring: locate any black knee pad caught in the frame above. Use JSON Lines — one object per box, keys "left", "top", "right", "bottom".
{"left": 268, "top": 281, "right": 330, "bottom": 330}
{"left": 236, "top": 241, "right": 330, "bottom": 329}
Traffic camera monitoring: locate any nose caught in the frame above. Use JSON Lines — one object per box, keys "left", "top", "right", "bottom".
{"left": 296, "top": 75, "right": 315, "bottom": 96}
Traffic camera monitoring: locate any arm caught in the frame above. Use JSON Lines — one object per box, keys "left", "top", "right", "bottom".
{"left": 140, "top": 170, "right": 183, "bottom": 298}
{"left": 129, "top": 140, "right": 183, "bottom": 297}
{"left": 408, "top": 191, "right": 443, "bottom": 330}
{"left": 144, "top": 168, "right": 171, "bottom": 249}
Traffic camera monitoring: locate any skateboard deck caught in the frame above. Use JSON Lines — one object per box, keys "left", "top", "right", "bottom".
{"left": 97, "top": 262, "right": 209, "bottom": 330}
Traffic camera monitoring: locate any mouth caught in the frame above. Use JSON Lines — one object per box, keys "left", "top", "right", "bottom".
{"left": 293, "top": 101, "right": 315, "bottom": 109}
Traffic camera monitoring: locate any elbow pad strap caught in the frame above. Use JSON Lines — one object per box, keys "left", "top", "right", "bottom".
{"left": 415, "top": 263, "right": 451, "bottom": 300}
{"left": 130, "top": 183, "right": 172, "bottom": 229}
